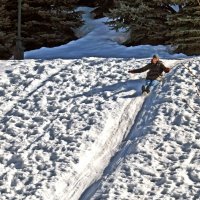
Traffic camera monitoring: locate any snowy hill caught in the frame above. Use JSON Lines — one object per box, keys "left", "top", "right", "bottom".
{"left": 85, "top": 59, "right": 200, "bottom": 200}
{"left": 0, "top": 57, "right": 199, "bottom": 200}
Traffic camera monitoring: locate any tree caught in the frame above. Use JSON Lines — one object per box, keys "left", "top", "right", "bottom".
{"left": 167, "top": 1, "right": 200, "bottom": 55}
{"left": 0, "top": 0, "right": 17, "bottom": 59}
{"left": 92, "top": 0, "right": 115, "bottom": 19}
{"left": 0, "top": 0, "right": 83, "bottom": 59}
{"left": 107, "top": 0, "right": 176, "bottom": 46}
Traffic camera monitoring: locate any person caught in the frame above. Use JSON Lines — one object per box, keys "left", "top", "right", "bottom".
{"left": 128, "top": 54, "right": 171, "bottom": 93}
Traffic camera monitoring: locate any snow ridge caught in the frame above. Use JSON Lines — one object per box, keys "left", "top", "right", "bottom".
{"left": 62, "top": 95, "right": 145, "bottom": 200}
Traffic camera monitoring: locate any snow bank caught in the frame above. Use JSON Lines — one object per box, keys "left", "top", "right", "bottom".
{"left": 91, "top": 58, "right": 200, "bottom": 200}
{"left": 24, "top": 7, "right": 186, "bottom": 60}
{"left": 0, "top": 57, "right": 175, "bottom": 200}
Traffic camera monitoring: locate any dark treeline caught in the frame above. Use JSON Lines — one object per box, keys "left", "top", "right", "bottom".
{"left": 0, "top": 0, "right": 82, "bottom": 59}
{"left": 107, "top": 0, "right": 200, "bottom": 55}
{"left": 1, "top": 0, "right": 200, "bottom": 59}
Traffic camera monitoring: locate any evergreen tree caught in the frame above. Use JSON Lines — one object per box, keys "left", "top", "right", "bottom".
{"left": 107, "top": 0, "right": 177, "bottom": 46}
{"left": 0, "top": 0, "right": 82, "bottom": 59}
{"left": 167, "top": 1, "right": 200, "bottom": 55}
{"left": 0, "top": 1, "right": 17, "bottom": 59}
{"left": 92, "top": 0, "right": 115, "bottom": 18}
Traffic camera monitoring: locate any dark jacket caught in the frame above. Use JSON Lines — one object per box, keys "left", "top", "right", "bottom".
{"left": 129, "top": 61, "right": 170, "bottom": 80}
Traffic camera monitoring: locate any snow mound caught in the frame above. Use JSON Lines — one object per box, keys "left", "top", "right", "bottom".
{"left": 0, "top": 57, "right": 174, "bottom": 200}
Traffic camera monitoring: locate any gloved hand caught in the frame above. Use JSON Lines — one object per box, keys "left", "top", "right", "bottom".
{"left": 128, "top": 70, "right": 134, "bottom": 73}
{"left": 164, "top": 67, "right": 171, "bottom": 73}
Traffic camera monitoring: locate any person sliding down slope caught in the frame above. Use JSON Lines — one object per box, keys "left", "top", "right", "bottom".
{"left": 128, "top": 54, "right": 171, "bottom": 94}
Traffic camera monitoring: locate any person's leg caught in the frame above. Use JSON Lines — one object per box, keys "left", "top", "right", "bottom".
{"left": 141, "top": 80, "right": 159, "bottom": 93}
{"left": 146, "top": 80, "right": 159, "bottom": 92}
{"left": 142, "top": 80, "right": 151, "bottom": 93}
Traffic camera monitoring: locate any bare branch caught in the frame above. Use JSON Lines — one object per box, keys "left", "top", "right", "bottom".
{"left": 182, "top": 99, "right": 200, "bottom": 116}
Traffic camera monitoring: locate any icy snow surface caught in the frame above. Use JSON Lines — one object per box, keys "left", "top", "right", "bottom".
{"left": 25, "top": 7, "right": 186, "bottom": 60}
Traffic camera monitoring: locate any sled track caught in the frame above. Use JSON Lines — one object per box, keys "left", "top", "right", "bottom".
{"left": 59, "top": 95, "right": 147, "bottom": 200}
{"left": 79, "top": 95, "right": 147, "bottom": 200}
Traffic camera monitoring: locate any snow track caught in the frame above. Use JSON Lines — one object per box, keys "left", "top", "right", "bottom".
{"left": 65, "top": 94, "right": 146, "bottom": 200}
{"left": 80, "top": 96, "right": 146, "bottom": 200}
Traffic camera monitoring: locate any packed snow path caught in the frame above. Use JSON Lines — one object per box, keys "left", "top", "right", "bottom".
{"left": 25, "top": 7, "right": 186, "bottom": 60}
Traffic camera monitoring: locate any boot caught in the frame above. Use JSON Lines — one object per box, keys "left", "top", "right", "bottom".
{"left": 146, "top": 85, "right": 150, "bottom": 93}
{"left": 142, "top": 85, "right": 146, "bottom": 93}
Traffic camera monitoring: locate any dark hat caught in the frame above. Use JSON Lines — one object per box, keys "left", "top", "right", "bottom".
{"left": 153, "top": 54, "right": 159, "bottom": 59}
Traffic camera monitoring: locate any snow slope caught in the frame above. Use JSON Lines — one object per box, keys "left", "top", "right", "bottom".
{"left": 24, "top": 7, "right": 186, "bottom": 60}
{"left": 0, "top": 57, "right": 175, "bottom": 200}
{"left": 1, "top": 56, "right": 199, "bottom": 200}
{"left": 88, "top": 58, "right": 200, "bottom": 200}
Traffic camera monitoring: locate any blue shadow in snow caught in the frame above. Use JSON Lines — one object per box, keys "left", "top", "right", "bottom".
{"left": 70, "top": 79, "right": 145, "bottom": 100}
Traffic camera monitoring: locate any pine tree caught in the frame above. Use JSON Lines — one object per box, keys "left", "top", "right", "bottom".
{"left": 108, "top": 0, "right": 174, "bottom": 45}
{"left": 107, "top": 0, "right": 177, "bottom": 46}
{"left": 0, "top": 0, "right": 82, "bottom": 59}
{"left": 0, "top": 1, "right": 17, "bottom": 59}
{"left": 167, "top": 1, "right": 200, "bottom": 55}
{"left": 94, "top": 0, "right": 115, "bottom": 18}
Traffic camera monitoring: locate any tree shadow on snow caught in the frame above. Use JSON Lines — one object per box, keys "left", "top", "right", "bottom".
{"left": 71, "top": 79, "right": 145, "bottom": 100}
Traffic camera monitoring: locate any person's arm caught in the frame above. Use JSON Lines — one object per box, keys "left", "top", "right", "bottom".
{"left": 128, "top": 64, "right": 151, "bottom": 74}
{"left": 160, "top": 62, "right": 171, "bottom": 73}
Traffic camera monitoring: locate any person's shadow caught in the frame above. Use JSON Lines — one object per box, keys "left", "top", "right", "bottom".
{"left": 70, "top": 78, "right": 145, "bottom": 100}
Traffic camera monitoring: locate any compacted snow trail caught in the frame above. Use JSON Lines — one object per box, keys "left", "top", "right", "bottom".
{"left": 80, "top": 96, "right": 146, "bottom": 200}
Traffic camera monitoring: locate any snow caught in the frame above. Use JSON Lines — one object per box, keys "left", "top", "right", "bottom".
{"left": 0, "top": 5, "right": 199, "bottom": 200}
{"left": 171, "top": 5, "right": 180, "bottom": 12}
{"left": 0, "top": 58, "right": 164, "bottom": 199}
{"left": 86, "top": 58, "right": 200, "bottom": 200}
{"left": 1, "top": 56, "right": 200, "bottom": 199}
{"left": 24, "top": 7, "right": 186, "bottom": 60}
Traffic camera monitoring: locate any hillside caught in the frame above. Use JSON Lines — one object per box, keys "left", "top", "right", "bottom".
{"left": 0, "top": 57, "right": 199, "bottom": 199}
